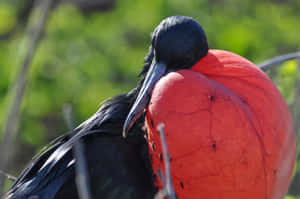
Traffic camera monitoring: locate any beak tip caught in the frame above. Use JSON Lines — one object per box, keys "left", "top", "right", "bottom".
{"left": 122, "top": 130, "right": 127, "bottom": 138}
{"left": 123, "top": 61, "right": 167, "bottom": 139}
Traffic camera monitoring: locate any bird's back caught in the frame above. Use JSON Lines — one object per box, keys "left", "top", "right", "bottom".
{"left": 3, "top": 90, "right": 155, "bottom": 199}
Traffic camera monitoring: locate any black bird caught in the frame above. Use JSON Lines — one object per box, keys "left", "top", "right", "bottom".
{"left": 3, "top": 16, "right": 208, "bottom": 199}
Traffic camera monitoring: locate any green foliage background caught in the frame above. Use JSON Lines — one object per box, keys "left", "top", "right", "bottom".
{"left": 0, "top": 0, "right": 299, "bottom": 197}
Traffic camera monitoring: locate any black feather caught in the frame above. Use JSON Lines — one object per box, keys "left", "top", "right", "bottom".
{"left": 4, "top": 89, "right": 155, "bottom": 199}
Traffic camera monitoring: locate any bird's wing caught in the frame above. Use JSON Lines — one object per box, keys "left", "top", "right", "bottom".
{"left": 8, "top": 132, "right": 72, "bottom": 190}
{"left": 4, "top": 108, "right": 122, "bottom": 199}
{"left": 3, "top": 91, "right": 154, "bottom": 199}
{"left": 4, "top": 130, "right": 77, "bottom": 199}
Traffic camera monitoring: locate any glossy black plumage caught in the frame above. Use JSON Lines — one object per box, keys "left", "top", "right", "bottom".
{"left": 3, "top": 15, "right": 209, "bottom": 199}
{"left": 3, "top": 88, "right": 155, "bottom": 199}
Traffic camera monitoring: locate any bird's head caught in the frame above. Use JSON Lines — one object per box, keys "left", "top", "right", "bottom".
{"left": 123, "top": 16, "right": 209, "bottom": 137}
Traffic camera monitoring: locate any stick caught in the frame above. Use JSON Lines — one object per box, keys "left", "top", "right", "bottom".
{"left": 154, "top": 124, "right": 176, "bottom": 199}
{"left": 62, "top": 105, "right": 93, "bottom": 199}
{"left": 0, "top": 0, "right": 55, "bottom": 194}
{"left": 0, "top": 170, "right": 17, "bottom": 182}
{"left": 258, "top": 51, "right": 300, "bottom": 71}
{"left": 287, "top": 58, "right": 300, "bottom": 195}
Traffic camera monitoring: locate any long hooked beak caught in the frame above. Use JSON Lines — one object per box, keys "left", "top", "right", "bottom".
{"left": 123, "top": 60, "right": 167, "bottom": 137}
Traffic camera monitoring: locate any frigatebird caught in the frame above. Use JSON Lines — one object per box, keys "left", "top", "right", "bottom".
{"left": 3, "top": 16, "right": 209, "bottom": 199}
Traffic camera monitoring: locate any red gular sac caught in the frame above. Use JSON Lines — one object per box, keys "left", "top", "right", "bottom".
{"left": 145, "top": 49, "right": 296, "bottom": 199}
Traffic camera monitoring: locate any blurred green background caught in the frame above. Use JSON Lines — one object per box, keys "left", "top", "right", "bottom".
{"left": 0, "top": 0, "right": 299, "bottom": 197}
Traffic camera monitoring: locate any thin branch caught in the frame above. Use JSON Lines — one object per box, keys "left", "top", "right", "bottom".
{"left": 0, "top": 170, "right": 16, "bottom": 182}
{"left": 73, "top": 140, "right": 93, "bottom": 199}
{"left": 0, "top": 0, "right": 55, "bottom": 194}
{"left": 62, "top": 105, "right": 93, "bottom": 199}
{"left": 286, "top": 58, "right": 300, "bottom": 195}
{"left": 154, "top": 124, "right": 176, "bottom": 199}
{"left": 258, "top": 51, "right": 300, "bottom": 71}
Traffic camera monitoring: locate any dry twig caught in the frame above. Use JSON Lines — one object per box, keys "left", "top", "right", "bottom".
{"left": 0, "top": 0, "right": 55, "bottom": 194}
{"left": 62, "top": 105, "right": 93, "bottom": 199}
{"left": 0, "top": 170, "right": 16, "bottom": 182}
{"left": 286, "top": 58, "right": 300, "bottom": 195}
{"left": 154, "top": 124, "right": 177, "bottom": 199}
{"left": 258, "top": 51, "right": 300, "bottom": 71}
